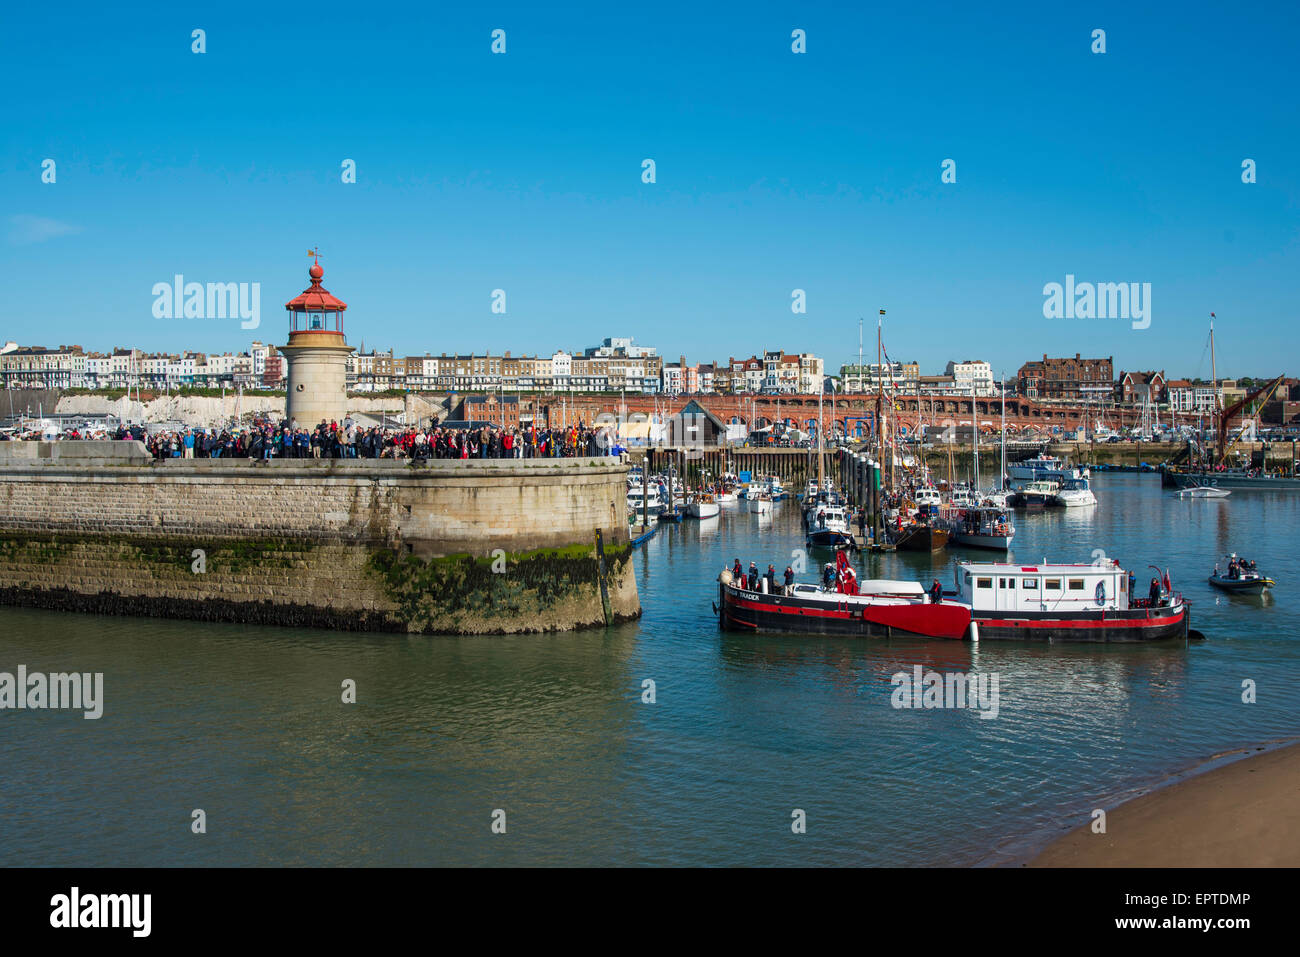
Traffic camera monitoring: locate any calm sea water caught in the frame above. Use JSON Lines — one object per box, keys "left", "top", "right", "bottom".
{"left": 1, "top": 473, "right": 1298, "bottom": 866}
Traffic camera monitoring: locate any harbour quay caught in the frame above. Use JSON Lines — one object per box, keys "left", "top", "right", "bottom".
{"left": 0, "top": 441, "right": 639, "bottom": 634}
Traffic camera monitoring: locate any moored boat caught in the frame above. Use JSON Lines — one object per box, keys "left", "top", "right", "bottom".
{"left": 1053, "top": 477, "right": 1098, "bottom": 507}
{"left": 1009, "top": 480, "right": 1059, "bottom": 508}
{"left": 686, "top": 494, "right": 721, "bottom": 519}
{"left": 947, "top": 507, "right": 1014, "bottom": 551}
{"left": 806, "top": 505, "right": 857, "bottom": 550}
{"left": 891, "top": 521, "right": 949, "bottom": 552}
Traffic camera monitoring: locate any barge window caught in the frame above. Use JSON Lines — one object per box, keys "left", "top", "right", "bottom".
{"left": 1045, "top": 579, "right": 1061, "bottom": 590}
{"left": 1022, "top": 578, "right": 1038, "bottom": 589}
{"left": 976, "top": 577, "right": 992, "bottom": 589}
{"left": 1068, "top": 579, "right": 1085, "bottom": 591}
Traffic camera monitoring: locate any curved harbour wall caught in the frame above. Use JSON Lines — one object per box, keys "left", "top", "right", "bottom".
{"left": 0, "top": 443, "right": 639, "bottom": 634}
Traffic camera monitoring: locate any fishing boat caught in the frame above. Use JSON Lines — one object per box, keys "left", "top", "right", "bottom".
{"left": 716, "top": 568, "right": 972, "bottom": 639}
{"left": 1176, "top": 485, "right": 1231, "bottom": 499}
{"left": 1161, "top": 322, "right": 1295, "bottom": 490}
{"left": 750, "top": 492, "right": 773, "bottom": 515}
{"left": 1009, "top": 480, "right": 1059, "bottom": 508}
{"left": 1053, "top": 477, "right": 1098, "bottom": 507}
{"left": 891, "top": 513, "right": 949, "bottom": 552}
{"left": 806, "top": 505, "right": 857, "bottom": 550}
{"left": 686, "top": 494, "right": 721, "bottom": 519}
{"left": 952, "top": 560, "right": 1192, "bottom": 641}
{"left": 949, "top": 485, "right": 978, "bottom": 508}
{"left": 1208, "top": 555, "right": 1274, "bottom": 594}
{"left": 947, "top": 507, "right": 1015, "bottom": 551}
{"left": 913, "top": 486, "right": 943, "bottom": 508}
{"left": 714, "top": 489, "right": 739, "bottom": 504}
{"left": 980, "top": 489, "right": 1010, "bottom": 509}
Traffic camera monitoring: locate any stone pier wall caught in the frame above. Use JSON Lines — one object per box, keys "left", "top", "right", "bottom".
{"left": 0, "top": 443, "right": 639, "bottom": 634}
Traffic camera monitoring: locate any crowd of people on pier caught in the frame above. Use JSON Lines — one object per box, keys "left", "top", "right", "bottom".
{"left": 89, "top": 418, "right": 622, "bottom": 461}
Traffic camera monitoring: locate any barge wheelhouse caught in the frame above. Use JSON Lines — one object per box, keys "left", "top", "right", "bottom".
{"left": 954, "top": 561, "right": 1189, "bottom": 642}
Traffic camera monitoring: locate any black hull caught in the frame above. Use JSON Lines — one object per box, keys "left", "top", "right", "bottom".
{"left": 1162, "top": 470, "right": 1300, "bottom": 492}
{"left": 893, "top": 526, "right": 948, "bottom": 552}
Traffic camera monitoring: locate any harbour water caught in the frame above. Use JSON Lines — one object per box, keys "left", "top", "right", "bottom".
{"left": 1, "top": 473, "right": 1297, "bottom": 866}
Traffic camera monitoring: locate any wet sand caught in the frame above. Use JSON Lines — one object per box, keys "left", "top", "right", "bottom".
{"left": 1029, "top": 741, "right": 1300, "bottom": 867}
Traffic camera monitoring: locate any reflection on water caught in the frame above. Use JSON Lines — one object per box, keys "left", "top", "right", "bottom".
{"left": 0, "top": 474, "right": 1297, "bottom": 865}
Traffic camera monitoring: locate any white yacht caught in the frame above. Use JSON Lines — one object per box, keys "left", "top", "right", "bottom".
{"left": 1053, "top": 477, "right": 1098, "bottom": 507}
{"left": 685, "top": 493, "right": 721, "bottom": 519}
{"left": 627, "top": 486, "right": 665, "bottom": 518}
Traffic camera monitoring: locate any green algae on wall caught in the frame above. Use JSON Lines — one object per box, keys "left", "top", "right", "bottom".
{"left": 0, "top": 532, "right": 313, "bottom": 574}
{"left": 365, "top": 542, "right": 631, "bottom": 632}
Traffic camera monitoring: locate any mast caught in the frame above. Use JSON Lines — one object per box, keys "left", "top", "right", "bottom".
{"left": 972, "top": 386, "right": 978, "bottom": 489}
{"left": 817, "top": 382, "right": 826, "bottom": 490}
{"left": 1209, "top": 312, "right": 1219, "bottom": 463}
{"left": 877, "top": 311, "right": 886, "bottom": 487}
{"left": 1000, "top": 373, "right": 1007, "bottom": 491}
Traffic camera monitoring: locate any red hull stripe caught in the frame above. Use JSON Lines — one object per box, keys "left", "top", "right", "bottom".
{"left": 974, "top": 612, "right": 1184, "bottom": 629}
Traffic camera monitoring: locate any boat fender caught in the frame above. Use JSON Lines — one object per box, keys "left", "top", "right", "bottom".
{"left": 968, "top": 621, "right": 980, "bottom": 643}
{"left": 719, "top": 569, "right": 734, "bottom": 586}
{"left": 1095, "top": 581, "right": 1106, "bottom": 605}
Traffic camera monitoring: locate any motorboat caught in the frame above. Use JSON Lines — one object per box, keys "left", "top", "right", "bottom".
{"left": 750, "top": 492, "right": 773, "bottom": 515}
{"left": 1053, "top": 477, "right": 1098, "bottom": 507}
{"left": 626, "top": 486, "right": 665, "bottom": 519}
{"left": 947, "top": 507, "right": 1015, "bottom": 551}
{"left": 1177, "top": 486, "right": 1231, "bottom": 499}
{"left": 806, "top": 505, "right": 857, "bottom": 550}
{"left": 686, "top": 494, "right": 721, "bottom": 519}
{"left": 1010, "top": 480, "right": 1059, "bottom": 508}
{"left": 1208, "top": 554, "right": 1274, "bottom": 594}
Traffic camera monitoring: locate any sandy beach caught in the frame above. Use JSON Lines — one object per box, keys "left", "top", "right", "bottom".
{"left": 1029, "top": 740, "right": 1300, "bottom": 866}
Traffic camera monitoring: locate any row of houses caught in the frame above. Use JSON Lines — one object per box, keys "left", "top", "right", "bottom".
{"left": 0, "top": 342, "right": 283, "bottom": 390}
{"left": 0, "top": 340, "right": 1277, "bottom": 414}
{"left": 0, "top": 337, "right": 825, "bottom": 396}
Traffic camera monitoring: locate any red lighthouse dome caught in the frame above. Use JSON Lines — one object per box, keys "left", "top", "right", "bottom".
{"left": 285, "top": 250, "right": 347, "bottom": 336}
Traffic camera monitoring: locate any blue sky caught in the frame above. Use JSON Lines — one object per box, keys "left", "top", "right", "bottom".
{"left": 2, "top": 1, "right": 1297, "bottom": 380}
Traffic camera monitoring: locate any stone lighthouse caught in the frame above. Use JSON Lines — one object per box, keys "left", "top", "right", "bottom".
{"left": 282, "top": 251, "right": 351, "bottom": 428}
